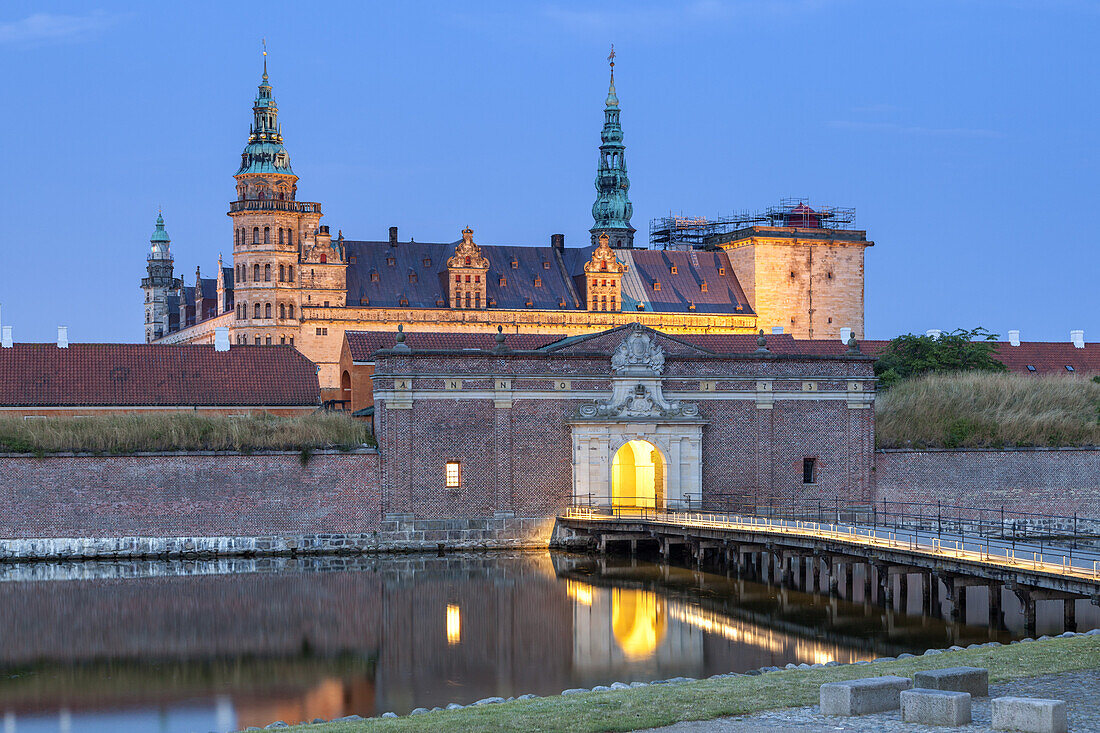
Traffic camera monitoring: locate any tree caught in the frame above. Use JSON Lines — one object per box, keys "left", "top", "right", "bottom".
{"left": 874, "top": 327, "right": 1006, "bottom": 389}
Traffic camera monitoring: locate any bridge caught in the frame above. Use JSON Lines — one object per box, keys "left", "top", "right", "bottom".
{"left": 555, "top": 501, "right": 1100, "bottom": 636}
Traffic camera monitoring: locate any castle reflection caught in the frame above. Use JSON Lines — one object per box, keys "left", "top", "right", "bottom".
{"left": 0, "top": 550, "right": 1088, "bottom": 731}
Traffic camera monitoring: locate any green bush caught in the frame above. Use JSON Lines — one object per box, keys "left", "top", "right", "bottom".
{"left": 874, "top": 327, "right": 1006, "bottom": 389}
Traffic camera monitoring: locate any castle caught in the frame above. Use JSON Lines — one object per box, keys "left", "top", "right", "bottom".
{"left": 143, "top": 52, "right": 873, "bottom": 393}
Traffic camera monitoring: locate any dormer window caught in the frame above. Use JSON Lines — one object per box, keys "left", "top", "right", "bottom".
{"left": 524, "top": 298, "right": 533, "bottom": 307}
{"left": 423, "top": 257, "right": 431, "bottom": 267}
{"left": 370, "top": 271, "right": 379, "bottom": 282}
{"left": 718, "top": 267, "right": 726, "bottom": 276}
{"left": 534, "top": 277, "right": 542, "bottom": 287}
{"left": 1026, "top": 365, "right": 1036, "bottom": 372}
{"left": 399, "top": 297, "right": 409, "bottom": 306}
{"left": 386, "top": 256, "right": 395, "bottom": 266}
{"left": 653, "top": 281, "right": 661, "bottom": 291}
{"left": 688, "top": 301, "right": 696, "bottom": 311}
{"left": 511, "top": 259, "right": 519, "bottom": 269}
{"left": 360, "top": 297, "right": 369, "bottom": 305}
{"left": 1066, "top": 365, "right": 1075, "bottom": 372}
{"left": 543, "top": 261, "right": 551, "bottom": 269}
{"left": 499, "top": 276, "right": 507, "bottom": 286}
{"left": 436, "top": 298, "right": 445, "bottom": 306}
{"left": 409, "top": 272, "right": 417, "bottom": 284}
{"left": 349, "top": 256, "right": 356, "bottom": 265}
{"left": 320, "top": 254, "right": 327, "bottom": 264}
{"left": 701, "top": 281, "right": 708, "bottom": 293}
{"left": 670, "top": 265, "right": 678, "bottom": 274}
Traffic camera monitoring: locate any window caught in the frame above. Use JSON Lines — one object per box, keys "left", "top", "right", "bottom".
{"left": 254, "top": 303, "right": 261, "bottom": 318}
{"left": 287, "top": 266, "right": 294, "bottom": 282}
{"left": 592, "top": 296, "right": 598, "bottom": 309}
{"left": 601, "top": 295, "right": 607, "bottom": 310}
{"left": 254, "top": 336, "right": 261, "bottom": 345}
{"left": 281, "top": 336, "right": 286, "bottom": 345}
{"left": 279, "top": 264, "right": 285, "bottom": 281}
{"left": 350, "top": 256, "right": 356, "bottom": 264}
{"left": 1026, "top": 365, "right": 1036, "bottom": 372}
{"left": 511, "top": 259, "right": 518, "bottom": 269}
{"left": 320, "top": 254, "right": 327, "bottom": 263}
{"left": 386, "top": 256, "right": 395, "bottom": 266}
{"left": 372, "top": 271, "right": 380, "bottom": 282}
{"left": 323, "top": 301, "right": 330, "bottom": 307}
{"left": 288, "top": 304, "right": 294, "bottom": 318}
{"left": 499, "top": 276, "right": 507, "bottom": 286}
{"left": 289, "top": 337, "right": 294, "bottom": 346}
{"left": 423, "top": 257, "right": 432, "bottom": 267}
{"left": 1066, "top": 365, "right": 1075, "bottom": 372}
{"left": 279, "top": 303, "right": 286, "bottom": 319}
{"left": 253, "top": 264, "right": 260, "bottom": 281}
{"left": 610, "top": 296, "right": 616, "bottom": 310}
{"left": 315, "top": 327, "right": 328, "bottom": 336}
{"left": 263, "top": 227, "right": 270, "bottom": 244}
{"left": 701, "top": 281, "right": 708, "bottom": 293}
{"left": 465, "top": 275, "right": 471, "bottom": 284}
{"left": 543, "top": 261, "right": 551, "bottom": 269}
{"left": 474, "top": 293, "right": 481, "bottom": 308}
{"left": 465, "top": 292, "right": 471, "bottom": 308}
{"left": 670, "top": 265, "right": 678, "bottom": 274}
{"left": 265, "top": 303, "right": 272, "bottom": 318}
{"left": 265, "top": 335, "right": 272, "bottom": 345}
{"left": 445, "top": 461, "right": 461, "bottom": 488}
{"left": 474, "top": 275, "right": 480, "bottom": 284}
{"left": 718, "top": 267, "right": 725, "bottom": 276}
{"left": 409, "top": 272, "right": 417, "bottom": 283}
{"left": 653, "top": 281, "right": 661, "bottom": 291}
{"left": 534, "top": 276, "right": 542, "bottom": 287}
{"left": 264, "top": 264, "right": 271, "bottom": 282}
{"left": 803, "top": 458, "right": 817, "bottom": 485}
{"left": 253, "top": 227, "right": 259, "bottom": 244}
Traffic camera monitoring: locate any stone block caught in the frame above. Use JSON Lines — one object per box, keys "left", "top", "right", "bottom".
{"left": 913, "top": 666, "right": 989, "bottom": 697}
{"left": 820, "top": 676, "right": 912, "bottom": 716}
{"left": 901, "top": 689, "right": 971, "bottom": 726}
{"left": 991, "top": 697, "right": 1067, "bottom": 733}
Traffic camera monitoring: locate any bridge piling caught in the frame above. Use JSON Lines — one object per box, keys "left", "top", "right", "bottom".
{"left": 989, "top": 585, "right": 1004, "bottom": 630}
{"left": 1065, "top": 598, "right": 1076, "bottom": 633}
{"left": 899, "top": 572, "right": 909, "bottom": 612}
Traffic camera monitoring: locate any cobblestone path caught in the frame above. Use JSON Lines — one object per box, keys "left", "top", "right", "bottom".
{"left": 640, "top": 668, "right": 1100, "bottom": 732}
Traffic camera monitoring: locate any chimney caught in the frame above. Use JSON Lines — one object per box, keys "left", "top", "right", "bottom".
{"left": 57, "top": 326, "right": 68, "bottom": 348}
{"left": 926, "top": 329, "right": 942, "bottom": 340}
{"left": 771, "top": 326, "right": 784, "bottom": 335}
{"left": 1071, "top": 329, "right": 1085, "bottom": 349}
{"left": 389, "top": 226, "right": 398, "bottom": 247}
{"left": 839, "top": 326, "right": 852, "bottom": 344}
{"left": 1, "top": 326, "right": 11, "bottom": 348}
{"left": 551, "top": 233, "right": 565, "bottom": 250}
{"left": 214, "top": 327, "right": 230, "bottom": 351}
{"left": 1008, "top": 329, "right": 1021, "bottom": 347}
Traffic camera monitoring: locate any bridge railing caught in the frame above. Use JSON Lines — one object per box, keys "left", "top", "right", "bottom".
{"left": 560, "top": 505, "right": 1100, "bottom": 583}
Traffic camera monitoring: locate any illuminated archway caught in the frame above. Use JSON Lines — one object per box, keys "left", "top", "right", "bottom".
{"left": 611, "top": 440, "right": 665, "bottom": 511}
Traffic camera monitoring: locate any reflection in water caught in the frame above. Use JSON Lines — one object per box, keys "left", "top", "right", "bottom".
{"left": 0, "top": 550, "right": 1095, "bottom": 731}
{"left": 611, "top": 589, "right": 666, "bottom": 660}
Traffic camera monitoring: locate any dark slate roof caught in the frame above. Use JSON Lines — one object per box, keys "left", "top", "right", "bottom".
{"left": 345, "top": 330, "right": 565, "bottom": 361}
{"left": 222, "top": 267, "right": 235, "bottom": 290}
{"left": 343, "top": 240, "right": 752, "bottom": 314}
{"left": 199, "top": 278, "right": 218, "bottom": 300}
{"left": 861, "top": 340, "right": 1100, "bottom": 375}
{"left": 0, "top": 344, "right": 320, "bottom": 407}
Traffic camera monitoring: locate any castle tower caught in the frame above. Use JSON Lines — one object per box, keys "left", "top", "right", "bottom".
{"left": 141, "top": 212, "right": 180, "bottom": 342}
{"left": 590, "top": 47, "right": 635, "bottom": 249}
{"left": 228, "top": 50, "right": 328, "bottom": 347}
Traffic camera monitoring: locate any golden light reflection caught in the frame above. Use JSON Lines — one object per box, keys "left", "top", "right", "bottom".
{"left": 567, "top": 579, "right": 594, "bottom": 606}
{"left": 611, "top": 588, "right": 666, "bottom": 660}
{"left": 446, "top": 604, "right": 461, "bottom": 645}
{"left": 666, "top": 602, "right": 841, "bottom": 665}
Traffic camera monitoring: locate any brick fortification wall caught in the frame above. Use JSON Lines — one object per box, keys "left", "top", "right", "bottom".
{"left": 0, "top": 451, "right": 553, "bottom": 560}
{"left": 874, "top": 448, "right": 1100, "bottom": 518}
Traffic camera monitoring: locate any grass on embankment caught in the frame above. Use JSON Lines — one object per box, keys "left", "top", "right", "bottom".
{"left": 876, "top": 372, "right": 1100, "bottom": 449}
{"left": 293, "top": 635, "right": 1100, "bottom": 733}
{"left": 0, "top": 413, "right": 375, "bottom": 454}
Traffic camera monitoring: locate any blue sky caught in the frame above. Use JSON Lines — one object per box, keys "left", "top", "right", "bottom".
{"left": 1, "top": 1, "right": 1097, "bottom": 343}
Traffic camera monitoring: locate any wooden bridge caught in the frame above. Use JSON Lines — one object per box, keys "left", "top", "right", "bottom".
{"left": 556, "top": 505, "right": 1100, "bottom": 636}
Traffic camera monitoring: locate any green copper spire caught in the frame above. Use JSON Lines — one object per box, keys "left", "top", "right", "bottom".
{"left": 237, "top": 47, "right": 294, "bottom": 176}
{"left": 149, "top": 210, "right": 171, "bottom": 259}
{"left": 590, "top": 45, "right": 635, "bottom": 249}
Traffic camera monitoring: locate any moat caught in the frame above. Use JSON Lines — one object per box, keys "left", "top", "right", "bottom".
{"left": 0, "top": 551, "right": 1096, "bottom": 732}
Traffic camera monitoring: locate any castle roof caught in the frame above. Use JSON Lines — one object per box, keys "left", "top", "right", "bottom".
{"left": 860, "top": 339, "right": 1100, "bottom": 375}
{"left": 0, "top": 343, "right": 320, "bottom": 407}
{"left": 343, "top": 240, "right": 753, "bottom": 314}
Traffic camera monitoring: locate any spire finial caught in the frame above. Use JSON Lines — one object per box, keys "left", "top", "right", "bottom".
{"left": 604, "top": 44, "right": 619, "bottom": 108}
{"left": 262, "top": 38, "right": 268, "bottom": 80}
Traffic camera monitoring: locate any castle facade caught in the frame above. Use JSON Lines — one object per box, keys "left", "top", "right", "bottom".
{"left": 143, "top": 55, "right": 872, "bottom": 393}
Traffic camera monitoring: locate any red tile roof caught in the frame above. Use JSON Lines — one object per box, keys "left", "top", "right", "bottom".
{"left": 0, "top": 343, "right": 320, "bottom": 407}
{"left": 346, "top": 331, "right": 566, "bottom": 361}
{"left": 859, "top": 340, "right": 1100, "bottom": 375}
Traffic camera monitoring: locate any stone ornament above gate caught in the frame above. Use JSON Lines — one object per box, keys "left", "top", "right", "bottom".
{"left": 610, "top": 324, "right": 665, "bottom": 375}
{"left": 576, "top": 325, "right": 700, "bottom": 420}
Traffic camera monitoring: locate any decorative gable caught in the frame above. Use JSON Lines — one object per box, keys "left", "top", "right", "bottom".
{"left": 583, "top": 233, "right": 627, "bottom": 312}
{"left": 447, "top": 227, "right": 490, "bottom": 309}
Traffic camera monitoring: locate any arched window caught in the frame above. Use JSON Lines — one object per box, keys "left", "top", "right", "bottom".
{"left": 264, "top": 264, "right": 271, "bottom": 282}
{"left": 279, "top": 303, "right": 285, "bottom": 319}
{"left": 254, "top": 303, "right": 261, "bottom": 318}
{"left": 279, "top": 264, "right": 285, "bottom": 281}
{"left": 287, "top": 229, "right": 293, "bottom": 246}
{"left": 287, "top": 266, "right": 294, "bottom": 282}
{"left": 253, "top": 227, "right": 259, "bottom": 244}
{"left": 278, "top": 228, "right": 284, "bottom": 244}
{"left": 320, "top": 253, "right": 327, "bottom": 264}
{"left": 288, "top": 304, "right": 294, "bottom": 318}
{"left": 265, "top": 335, "right": 271, "bottom": 345}
{"left": 255, "top": 336, "right": 261, "bottom": 345}
{"left": 263, "top": 227, "right": 271, "bottom": 244}
{"left": 253, "top": 264, "right": 260, "bottom": 281}
{"left": 265, "top": 303, "right": 272, "bottom": 318}
{"left": 234, "top": 229, "right": 238, "bottom": 246}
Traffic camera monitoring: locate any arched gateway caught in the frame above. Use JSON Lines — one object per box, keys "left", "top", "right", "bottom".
{"left": 570, "top": 325, "right": 705, "bottom": 510}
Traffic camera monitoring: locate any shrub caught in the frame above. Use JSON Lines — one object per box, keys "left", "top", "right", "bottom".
{"left": 874, "top": 327, "right": 1006, "bottom": 389}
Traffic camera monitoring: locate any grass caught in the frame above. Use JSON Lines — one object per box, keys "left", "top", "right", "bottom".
{"left": 292, "top": 636, "right": 1100, "bottom": 732}
{"left": 876, "top": 372, "right": 1100, "bottom": 449}
{"left": 0, "top": 413, "right": 375, "bottom": 454}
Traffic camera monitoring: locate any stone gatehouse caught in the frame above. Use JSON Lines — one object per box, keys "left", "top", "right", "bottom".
{"left": 369, "top": 324, "right": 876, "bottom": 518}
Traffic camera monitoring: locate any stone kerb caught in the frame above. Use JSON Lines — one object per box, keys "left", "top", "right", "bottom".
{"left": 913, "top": 666, "right": 989, "bottom": 697}
{"left": 819, "top": 676, "right": 912, "bottom": 716}
{"left": 991, "top": 697, "right": 1068, "bottom": 733}
{"left": 900, "top": 688, "right": 971, "bottom": 726}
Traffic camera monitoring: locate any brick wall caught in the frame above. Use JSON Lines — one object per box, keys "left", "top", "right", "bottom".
{"left": 874, "top": 448, "right": 1100, "bottom": 518}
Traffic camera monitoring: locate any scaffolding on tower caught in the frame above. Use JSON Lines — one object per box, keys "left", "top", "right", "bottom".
{"left": 649, "top": 198, "right": 857, "bottom": 250}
